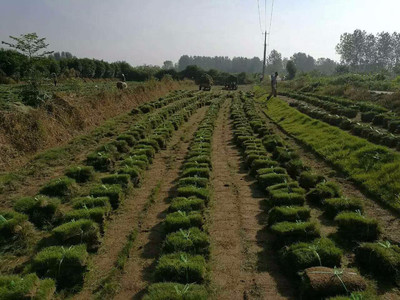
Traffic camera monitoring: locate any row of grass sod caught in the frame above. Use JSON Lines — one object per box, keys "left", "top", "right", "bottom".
{"left": 259, "top": 96, "right": 400, "bottom": 213}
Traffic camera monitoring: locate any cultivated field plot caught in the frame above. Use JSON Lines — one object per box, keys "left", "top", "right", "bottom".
{"left": 1, "top": 88, "right": 400, "bottom": 300}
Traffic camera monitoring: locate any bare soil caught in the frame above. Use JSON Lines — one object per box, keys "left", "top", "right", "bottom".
{"left": 208, "top": 100, "right": 295, "bottom": 300}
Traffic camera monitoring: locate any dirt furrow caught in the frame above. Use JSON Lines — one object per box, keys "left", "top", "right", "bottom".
{"left": 209, "top": 100, "right": 294, "bottom": 300}
{"left": 113, "top": 106, "right": 208, "bottom": 300}
{"left": 73, "top": 106, "right": 207, "bottom": 300}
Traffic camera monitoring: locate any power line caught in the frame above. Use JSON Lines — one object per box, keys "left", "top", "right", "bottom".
{"left": 266, "top": 0, "right": 275, "bottom": 55}
{"left": 257, "top": 0, "right": 264, "bottom": 35}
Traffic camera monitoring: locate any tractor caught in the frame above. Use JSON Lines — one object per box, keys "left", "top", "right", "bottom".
{"left": 197, "top": 74, "right": 213, "bottom": 91}
{"left": 224, "top": 75, "right": 238, "bottom": 90}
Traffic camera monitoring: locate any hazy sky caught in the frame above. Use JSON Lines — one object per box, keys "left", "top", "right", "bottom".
{"left": 1, "top": 0, "right": 399, "bottom": 66}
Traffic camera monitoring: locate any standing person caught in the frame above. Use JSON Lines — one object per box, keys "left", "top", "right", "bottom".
{"left": 267, "top": 72, "right": 278, "bottom": 100}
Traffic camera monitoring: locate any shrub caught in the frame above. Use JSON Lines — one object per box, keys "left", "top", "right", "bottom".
{"left": 163, "top": 227, "right": 209, "bottom": 255}
{"left": 280, "top": 238, "right": 342, "bottom": 273}
{"left": 299, "top": 172, "right": 325, "bottom": 190}
{"left": 14, "top": 195, "right": 60, "bottom": 228}
{"left": 164, "top": 211, "right": 203, "bottom": 233}
{"left": 117, "top": 166, "right": 143, "bottom": 187}
{"left": 267, "top": 191, "right": 306, "bottom": 207}
{"left": 31, "top": 245, "right": 88, "bottom": 288}
{"left": 306, "top": 182, "right": 341, "bottom": 204}
{"left": 0, "top": 211, "right": 28, "bottom": 246}
{"left": 143, "top": 283, "right": 208, "bottom": 300}
{"left": 63, "top": 207, "right": 110, "bottom": 224}
{"left": 355, "top": 241, "right": 400, "bottom": 283}
{"left": 39, "top": 177, "right": 78, "bottom": 199}
{"left": 86, "top": 152, "right": 114, "bottom": 171}
{"left": 270, "top": 221, "right": 320, "bottom": 246}
{"left": 268, "top": 206, "right": 310, "bottom": 226}
{"left": 301, "top": 266, "right": 367, "bottom": 299}
{"left": 170, "top": 197, "right": 205, "bottom": 212}
{"left": 335, "top": 212, "right": 380, "bottom": 241}
{"left": 51, "top": 219, "right": 100, "bottom": 250}
{"left": 178, "top": 177, "right": 209, "bottom": 188}
{"left": 177, "top": 186, "right": 209, "bottom": 202}
{"left": 65, "top": 166, "right": 95, "bottom": 183}
{"left": 0, "top": 273, "right": 55, "bottom": 299}
{"left": 182, "top": 168, "right": 210, "bottom": 179}
{"left": 72, "top": 196, "right": 110, "bottom": 209}
{"left": 323, "top": 197, "right": 363, "bottom": 219}
{"left": 90, "top": 184, "right": 124, "bottom": 209}
{"left": 101, "top": 174, "right": 131, "bottom": 189}
{"left": 154, "top": 252, "right": 206, "bottom": 283}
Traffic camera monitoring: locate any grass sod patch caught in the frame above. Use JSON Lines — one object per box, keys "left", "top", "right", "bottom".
{"left": 177, "top": 186, "right": 210, "bottom": 202}
{"left": 122, "top": 158, "right": 148, "bottom": 170}
{"left": 269, "top": 221, "right": 320, "bottom": 246}
{"left": 39, "top": 177, "right": 78, "bottom": 200}
{"left": 154, "top": 252, "right": 206, "bottom": 284}
{"left": 63, "top": 207, "right": 110, "bottom": 224}
{"left": 299, "top": 171, "right": 326, "bottom": 190}
{"left": 266, "top": 190, "right": 306, "bottom": 208}
{"left": 64, "top": 166, "right": 95, "bottom": 183}
{"left": 162, "top": 227, "right": 210, "bottom": 255}
{"left": 90, "top": 184, "right": 124, "bottom": 209}
{"left": 164, "top": 211, "right": 203, "bottom": 233}
{"left": 181, "top": 168, "right": 210, "bottom": 179}
{"left": 257, "top": 173, "right": 290, "bottom": 189}
{"left": 86, "top": 152, "right": 114, "bottom": 172}
{"left": 178, "top": 177, "right": 209, "bottom": 188}
{"left": 0, "top": 211, "right": 28, "bottom": 245}
{"left": 280, "top": 238, "right": 343, "bottom": 274}
{"left": 262, "top": 97, "right": 400, "bottom": 213}
{"left": 72, "top": 196, "right": 111, "bottom": 209}
{"left": 31, "top": 244, "right": 88, "bottom": 289}
{"left": 0, "top": 273, "right": 55, "bottom": 299}
{"left": 51, "top": 219, "right": 100, "bottom": 250}
{"left": 101, "top": 174, "right": 131, "bottom": 189}
{"left": 355, "top": 241, "right": 400, "bottom": 283}
{"left": 143, "top": 283, "right": 208, "bottom": 300}
{"left": 169, "top": 197, "right": 205, "bottom": 212}
{"left": 334, "top": 212, "right": 381, "bottom": 241}
{"left": 117, "top": 166, "right": 143, "bottom": 187}
{"left": 323, "top": 197, "right": 364, "bottom": 219}
{"left": 306, "top": 181, "right": 341, "bottom": 205}
{"left": 267, "top": 206, "right": 311, "bottom": 226}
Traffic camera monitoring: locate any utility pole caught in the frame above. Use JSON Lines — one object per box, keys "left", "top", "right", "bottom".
{"left": 262, "top": 31, "right": 267, "bottom": 81}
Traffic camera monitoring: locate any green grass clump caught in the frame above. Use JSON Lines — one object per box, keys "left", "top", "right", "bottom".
{"left": 169, "top": 197, "right": 205, "bottom": 212}
{"left": 31, "top": 245, "right": 88, "bottom": 289}
{"left": 335, "top": 212, "right": 381, "bottom": 241}
{"left": 268, "top": 206, "right": 311, "bottom": 226}
{"left": 355, "top": 241, "right": 400, "bottom": 283}
{"left": 267, "top": 191, "right": 305, "bottom": 207}
{"left": 323, "top": 197, "right": 363, "bottom": 219}
{"left": 306, "top": 181, "right": 341, "bottom": 204}
{"left": 117, "top": 166, "right": 143, "bottom": 187}
{"left": 138, "top": 139, "right": 160, "bottom": 152}
{"left": 110, "top": 140, "right": 130, "bottom": 153}
{"left": 280, "top": 238, "right": 342, "bottom": 273}
{"left": 101, "top": 174, "right": 131, "bottom": 189}
{"left": 63, "top": 207, "right": 110, "bottom": 224}
{"left": 257, "top": 173, "right": 289, "bottom": 189}
{"left": 39, "top": 177, "right": 78, "bottom": 200}
{"left": 178, "top": 177, "right": 209, "bottom": 188}
{"left": 256, "top": 167, "right": 287, "bottom": 176}
{"left": 86, "top": 152, "right": 114, "bottom": 171}
{"left": 181, "top": 168, "right": 210, "bottom": 179}
{"left": 154, "top": 252, "right": 206, "bottom": 283}
{"left": 117, "top": 134, "right": 136, "bottom": 146}
{"left": 299, "top": 171, "right": 325, "bottom": 189}
{"left": 51, "top": 219, "right": 100, "bottom": 250}
{"left": 0, "top": 211, "right": 28, "bottom": 245}
{"left": 164, "top": 211, "right": 203, "bottom": 233}
{"left": 72, "top": 196, "right": 110, "bottom": 209}
{"left": 187, "top": 155, "right": 211, "bottom": 166}
{"left": 0, "top": 273, "right": 55, "bottom": 299}
{"left": 65, "top": 166, "right": 95, "bottom": 183}
{"left": 270, "top": 221, "right": 320, "bottom": 246}
{"left": 122, "top": 158, "right": 148, "bottom": 170}
{"left": 143, "top": 283, "right": 208, "bottom": 300}
{"left": 182, "top": 162, "right": 210, "bottom": 170}
{"left": 14, "top": 195, "right": 60, "bottom": 228}
{"left": 131, "top": 146, "right": 155, "bottom": 161}
{"left": 177, "top": 186, "right": 209, "bottom": 202}
{"left": 250, "top": 159, "right": 279, "bottom": 175}
{"left": 163, "top": 227, "right": 209, "bottom": 255}
{"left": 90, "top": 184, "right": 124, "bottom": 209}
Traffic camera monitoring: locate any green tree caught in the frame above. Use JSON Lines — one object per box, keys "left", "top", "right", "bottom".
{"left": 286, "top": 60, "right": 296, "bottom": 79}
{"left": 2, "top": 33, "right": 53, "bottom": 60}
{"left": 163, "top": 60, "right": 174, "bottom": 70}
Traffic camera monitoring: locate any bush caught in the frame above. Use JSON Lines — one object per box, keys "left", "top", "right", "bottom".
{"left": 65, "top": 166, "right": 95, "bottom": 183}
{"left": 154, "top": 252, "right": 206, "bottom": 283}
{"left": 0, "top": 273, "right": 55, "bottom": 299}
{"left": 90, "top": 184, "right": 124, "bottom": 209}
{"left": 306, "top": 182, "right": 341, "bottom": 204}
{"left": 323, "top": 197, "right": 363, "bottom": 219}
{"left": 177, "top": 186, "right": 209, "bottom": 202}
{"left": 101, "top": 174, "right": 131, "bottom": 189}
{"left": 355, "top": 241, "right": 400, "bottom": 283}
{"left": 170, "top": 197, "right": 205, "bottom": 212}
{"left": 270, "top": 221, "right": 320, "bottom": 246}
{"left": 31, "top": 245, "right": 88, "bottom": 289}
{"left": 63, "top": 207, "right": 110, "bottom": 224}
{"left": 14, "top": 195, "right": 60, "bottom": 228}
{"left": 268, "top": 206, "right": 310, "bottom": 226}
{"left": 163, "top": 227, "right": 209, "bottom": 255}
{"left": 178, "top": 177, "right": 209, "bottom": 188}
{"left": 164, "top": 211, "right": 203, "bottom": 233}
{"left": 301, "top": 266, "right": 367, "bottom": 299}
{"left": 51, "top": 219, "right": 100, "bottom": 250}
{"left": 335, "top": 212, "right": 381, "bottom": 241}
{"left": 72, "top": 196, "right": 110, "bottom": 209}
{"left": 280, "top": 238, "right": 342, "bottom": 273}
{"left": 86, "top": 152, "right": 114, "bottom": 171}
{"left": 143, "top": 283, "right": 208, "bottom": 300}
{"left": 299, "top": 172, "right": 325, "bottom": 190}
{"left": 182, "top": 168, "right": 210, "bottom": 179}
{"left": 0, "top": 211, "right": 28, "bottom": 246}
{"left": 39, "top": 177, "right": 78, "bottom": 200}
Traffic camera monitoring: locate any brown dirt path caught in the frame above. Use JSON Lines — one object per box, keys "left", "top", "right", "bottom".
{"left": 257, "top": 101, "right": 400, "bottom": 243}
{"left": 74, "top": 106, "right": 207, "bottom": 300}
{"left": 209, "top": 100, "right": 295, "bottom": 300}
{"left": 113, "top": 106, "right": 208, "bottom": 300}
